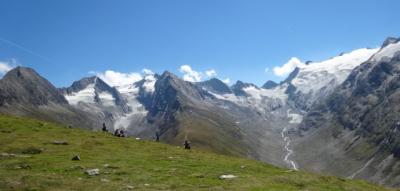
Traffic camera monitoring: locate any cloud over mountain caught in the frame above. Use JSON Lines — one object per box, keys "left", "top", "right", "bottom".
{"left": 273, "top": 57, "right": 305, "bottom": 77}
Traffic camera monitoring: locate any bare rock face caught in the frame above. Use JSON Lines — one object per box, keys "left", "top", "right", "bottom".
{"left": 197, "top": 78, "right": 232, "bottom": 94}
{"left": 262, "top": 80, "right": 278, "bottom": 89}
{"left": 0, "top": 67, "right": 102, "bottom": 130}
{"left": 0, "top": 67, "right": 68, "bottom": 106}
{"left": 147, "top": 71, "right": 207, "bottom": 132}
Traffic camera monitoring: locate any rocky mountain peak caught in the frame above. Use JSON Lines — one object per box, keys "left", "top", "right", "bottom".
{"left": 231, "top": 80, "right": 258, "bottom": 96}
{"left": 280, "top": 67, "right": 300, "bottom": 85}
{"left": 262, "top": 80, "right": 278, "bottom": 89}
{"left": 0, "top": 67, "right": 68, "bottom": 105}
{"left": 197, "top": 78, "right": 232, "bottom": 94}
{"left": 382, "top": 37, "right": 400, "bottom": 48}
{"left": 3, "top": 66, "right": 42, "bottom": 81}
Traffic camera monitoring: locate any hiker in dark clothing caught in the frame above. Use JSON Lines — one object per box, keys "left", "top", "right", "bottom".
{"left": 119, "top": 129, "right": 125, "bottom": 137}
{"left": 114, "top": 129, "right": 120, "bottom": 137}
{"left": 155, "top": 132, "right": 160, "bottom": 142}
{"left": 184, "top": 140, "right": 191, "bottom": 150}
{"left": 102, "top": 123, "right": 108, "bottom": 132}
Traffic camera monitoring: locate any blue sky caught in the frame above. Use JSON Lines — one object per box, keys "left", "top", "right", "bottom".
{"left": 0, "top": 0, "right": 399, "bottom": 87}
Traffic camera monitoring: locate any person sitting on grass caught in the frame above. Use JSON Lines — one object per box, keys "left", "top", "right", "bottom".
{"left": 119, "top": 129, "right": 125, "bottom": 137}
{"left": 184, "top": 140, "right": 191, "bottom": 150}
{"left": 114, "top": 129, "right": 120, "bottom": 137}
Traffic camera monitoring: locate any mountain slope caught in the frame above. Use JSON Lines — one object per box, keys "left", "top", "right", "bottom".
{"left": 293, "top": 38, "right": 400, "bottom": 186}
{"left": 0, "top": 67, "right": 100, "bottom": 130}
{"left": 0, "top": 66, "right": 67, "bottom": 106}
{"left": 146, "top": 71, "right": 254, "bottom": 157}
{"left": 0, "top": 115, "right": 391, "bottom": 191}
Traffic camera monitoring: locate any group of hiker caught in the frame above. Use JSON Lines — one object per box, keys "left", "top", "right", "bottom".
{"left": 102, "top": 123, "right": 126, "bottom": 137}
{"left": 101, "top": 122, "right": 191, "bottom": 149}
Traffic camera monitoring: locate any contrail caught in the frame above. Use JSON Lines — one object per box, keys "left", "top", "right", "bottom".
{"left": 0, "top": 37, "right": 54, "bottom": 63}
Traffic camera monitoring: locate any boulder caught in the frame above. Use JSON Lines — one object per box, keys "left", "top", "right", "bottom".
{"left": 72, "top": 155, "right": 81, "bottom": 161}
{"left": 85, "top": 168, "right": 100, "bottom": 176}
{"left": 219, "top": 174, "right": 237, "bottom": 179}
{"left": 52, "top": 140, "right": 68, "bottom": 145}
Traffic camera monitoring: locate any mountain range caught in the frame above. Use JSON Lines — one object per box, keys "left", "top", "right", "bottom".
{"left": 0, "top": 37, "right": 399, "bottom": 187}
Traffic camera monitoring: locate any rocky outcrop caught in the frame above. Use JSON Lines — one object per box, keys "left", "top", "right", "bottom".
{"left": 262, "top": 80, "right": 278, "bottom": 89}
{"left": 197, "top": 78, "right": 232, "bottom": 94}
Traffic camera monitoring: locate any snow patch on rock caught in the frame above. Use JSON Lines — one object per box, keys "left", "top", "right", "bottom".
{"left": 65, "top": 84, "right": 96, "bottom": 105}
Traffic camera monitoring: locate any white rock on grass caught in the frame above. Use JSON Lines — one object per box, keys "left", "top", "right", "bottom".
{"left": 219, "top": 174, "right": 237, "bottom": 179}
{"left": 85, "top": 168, "right": 100, "bottom": 176}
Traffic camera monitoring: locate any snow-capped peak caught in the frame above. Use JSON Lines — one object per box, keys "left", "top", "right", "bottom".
{"left": 371, "top": 39, "right": 400, "bottom": 62}
{"left": 290, "top": 47, "right": 379, "bottom": 95}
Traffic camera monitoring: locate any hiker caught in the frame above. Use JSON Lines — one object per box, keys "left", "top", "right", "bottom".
{"left": 114, "top": 129, "right": 120, "bottom": 137}
{"left": 119, "top": 129, "right": 125, "bottom": 137}
{"left": 155, "top": 132, "right": 160, "bottom": 142}
{"left": 184, "top": 140, "right": 191, "bottom": 150}
{"left": 102, "top": 123, "right": 108, "bottom": 132}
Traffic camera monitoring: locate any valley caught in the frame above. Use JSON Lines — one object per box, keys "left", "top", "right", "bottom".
{"left": 0, "top": 37, "right": 399, "bottom": 187}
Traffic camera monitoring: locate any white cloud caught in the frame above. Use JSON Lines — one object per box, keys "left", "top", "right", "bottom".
{"left": 205, "top": 69, "right": 217, "bottom": 78}
{"left": 222, "top": 78, "right": 231, "bottom": 84}
{"left": 179, "top": 65, "right": 221, "bottom": 82}
{"left": 0, "top": 59, "right": 16, "bottom": 76}
{"left": 179, "top": 65, "right": 203, "bottom": 82}
{"left": 142, "top": 68, "right": 154, "bottom": 75}
{"left": 95, "top": 70, "right": 142, "bottom": 86}
{"left": 273, "top": 57, "right": 305, "bottom": 77}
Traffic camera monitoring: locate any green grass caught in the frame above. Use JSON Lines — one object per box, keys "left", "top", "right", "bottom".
{"left": 0, "top": 115, "right": 394, "bottom": 191}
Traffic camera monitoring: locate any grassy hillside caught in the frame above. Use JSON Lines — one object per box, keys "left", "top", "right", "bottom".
{"left": 0, "top": 115, "right": 394, "bottom": 191}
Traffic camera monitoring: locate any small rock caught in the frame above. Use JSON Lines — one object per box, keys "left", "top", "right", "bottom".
{"left": 240, "top": 165, "right": 246, "bottom": 169}
{"left": 72, "top": 155, "right": 81, "bottom": 161}
{"left": 21, "top": 147, "right": 42, "bottom": 154}
{"left": 144, "top": 183, "right": 150, "bottom": 186}
{"left": 1, "top": 153, "right": 16, "bottom": 158}
{"left": 16, "top": 155, "right": 32, "bottom": 158}
{"left": 127, "top": 185, "right": 134, "bottom": 189}
{"left": 52, "top": 140, "right": 68, "bottom": 145}
{"left": 103, "top": 164, "right": 119, "bottom": 169}
{"left": 100, "top": 178, "right": 109, "bottom": 182}
{"left": 135, "top": 137, "right": 141, "bottom": 140}
{"left": 16, "top": 164, "right": 31, "bottom": 170}
{"left": 85, "top": 168, "right": 100, "bottom": 176}
{"left": 219, "top": 174, "right": 237, "bottom": 179}
{"left": 168, "top": 156, "right": 174, "bottom": 159}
